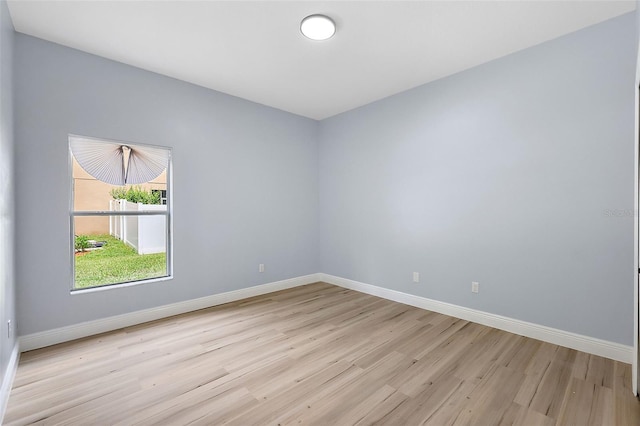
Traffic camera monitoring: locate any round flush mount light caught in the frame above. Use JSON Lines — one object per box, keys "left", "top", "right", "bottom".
{"left": 300, "top": 14, "right": 336, "bottom": 41}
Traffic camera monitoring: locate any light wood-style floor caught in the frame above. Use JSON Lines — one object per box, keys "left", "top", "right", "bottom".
{"left": 5, "top": 282, "right": 640, "bottom": 425}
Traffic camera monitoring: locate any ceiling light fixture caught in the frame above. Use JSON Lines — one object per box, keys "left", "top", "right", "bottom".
{"left": 300, "top": 14, "right": 336, "bottom": 41}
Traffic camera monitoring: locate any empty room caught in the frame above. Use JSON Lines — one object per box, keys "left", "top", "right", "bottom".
{"left": 1, "top": 0, "right": 640, "bottom": 424}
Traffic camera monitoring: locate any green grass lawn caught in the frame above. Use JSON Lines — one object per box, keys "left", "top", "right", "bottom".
{"left": 74, "top": 234, "right": 167, "bottom": 289}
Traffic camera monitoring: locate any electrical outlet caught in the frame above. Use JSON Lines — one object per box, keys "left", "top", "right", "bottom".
{"left": 471, "top": 282, "right": 479, "bottom": 293}
{"left": 259, "top": 264, "right": 265, "bottom": 273}
{"left": 413, "top": 272, "right": 420, "bottom": 283}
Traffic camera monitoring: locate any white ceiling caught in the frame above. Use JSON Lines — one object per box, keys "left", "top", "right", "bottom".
{"left": 7, "top": 1, "right": 636, "bottom": 120}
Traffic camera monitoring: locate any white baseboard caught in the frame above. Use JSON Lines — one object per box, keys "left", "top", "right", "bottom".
{"left": 0, "top": 342, "right": 20, "bottom": 424}
{"left": 20, "top": 273, "right": 322, "bottom": 352}
{"left": 18, "top": 272, "right": 633, "bottom": 364}
{"left": 320, "top": 273, "right": 633, "bottom": 363}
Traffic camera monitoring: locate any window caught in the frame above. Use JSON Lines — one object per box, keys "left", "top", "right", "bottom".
{"left": 152, "top": 189, "right": 167, "bottom": 205}
{"left": 69, "top": 135, "right": 172, "bottom": 290}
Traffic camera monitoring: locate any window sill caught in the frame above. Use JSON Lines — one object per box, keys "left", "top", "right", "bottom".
{"left": 70, "top": 275, "right": 173, "bottom": 295}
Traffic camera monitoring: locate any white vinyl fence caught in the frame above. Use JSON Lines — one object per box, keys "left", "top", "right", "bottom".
{"left": 109, "top": 200, "right": 166, "bottom": 254}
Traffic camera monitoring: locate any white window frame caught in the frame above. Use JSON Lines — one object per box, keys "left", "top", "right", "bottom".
{"left": 69, "top": 134, "right": 173, "bottom": 292}
{"left": 152, "top": 189, "right": 168, "bottom": 205}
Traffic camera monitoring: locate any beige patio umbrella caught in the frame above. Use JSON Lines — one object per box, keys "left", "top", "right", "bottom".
{"left": 69, "top": 136, "right": 169, "bottom": 185}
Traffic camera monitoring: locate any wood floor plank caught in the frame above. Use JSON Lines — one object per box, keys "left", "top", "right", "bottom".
{"left": 498, "top": 402, "right": 555, "bottom": 426}
{"left": 5, "top": 282, "right": 639, "bottom": 425}
{"left": 452, "top": 365, "right": 525, "bottom": 425}
{"left": 379, "top": 374, "right": 465, "bottom": 425}
{"left": 332, "top": 384, "right": 398, "bottom": 425}
{"left": 613, "top": 361, "right": 640, "bottom": 425}
{"left": 528, "top": 346, "right": 577, "bottom": 419}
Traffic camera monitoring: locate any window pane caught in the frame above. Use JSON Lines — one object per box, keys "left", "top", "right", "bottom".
{"left": 73, "top": 215, "right": 168, "bottom": 289}
{"left": 70, "top": 137, "right": 171, "bottom": 290}
{"left": 73, "top": 156, "right": 168, "bottom": 212}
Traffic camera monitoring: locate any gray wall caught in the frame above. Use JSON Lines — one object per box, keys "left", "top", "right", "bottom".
{"left": 14, "top": 35, "right": 319, "bottom": 335}
{"left": 0, "top": 0, "right": 16, "bottom": 393}
{"left": 319, "top": 13, "right": 636, "bottom": 345}
{"left": 11, "top": 10, "right": 637, "bottom": 347}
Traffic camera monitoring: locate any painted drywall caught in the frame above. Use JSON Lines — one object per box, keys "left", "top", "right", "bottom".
{"left": 14, "top": 34, "right": 319, "bottom": 335}
{"left": 0, "top": 0, "right": 16, "bottom": 395}
{"left": 10, "top": 8, "right": 637, "bottom": 350}
{"left": 319, "top": 13, "right": 636, "bottom": 345}
{"left": 634, "top": 0, "right": 640, "bottom": 393}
